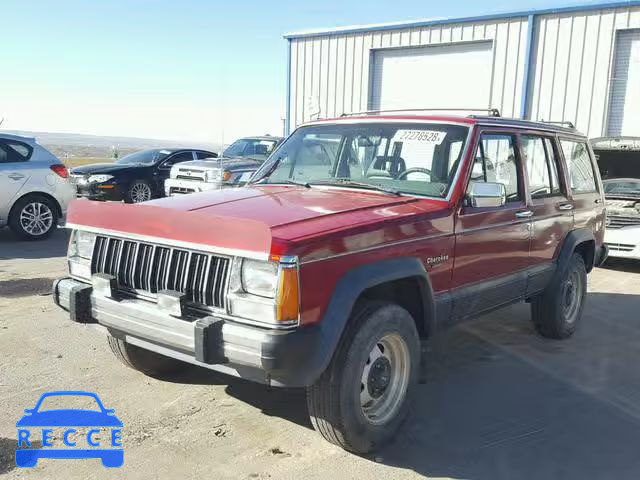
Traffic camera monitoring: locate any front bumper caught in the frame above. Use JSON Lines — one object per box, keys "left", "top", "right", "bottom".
{"left": 605, "top": 227, "right": 640, "bottom": 260}
{"left": 74, "top": 182, "right": 124, "bottom": 201}
{"left": 53, "top": 277, "right": 322, "bottom": 387}
{"left": 164, "top": 178, "right": 220, "bottom": 196}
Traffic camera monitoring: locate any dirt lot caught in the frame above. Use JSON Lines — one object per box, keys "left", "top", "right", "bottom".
{"left": 1, "top": 228, "right": 640, "bottom": 479}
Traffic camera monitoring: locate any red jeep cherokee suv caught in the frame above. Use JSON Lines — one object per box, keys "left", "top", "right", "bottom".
{"left": 54, "top": 112, "right": 607, "bottom": 453}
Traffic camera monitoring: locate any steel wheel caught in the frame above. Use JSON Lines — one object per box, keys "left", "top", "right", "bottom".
{"left": 130, "top": 182, "right": 152, "bottom": 203}
{"left": 19, "top": 202, "right": 54, "bottom": 237}
{"left": 360, "top": 333, "right": 411, "bottom": 425}
{"left": 562, "top": 267, "right": 583, "bottom": 324}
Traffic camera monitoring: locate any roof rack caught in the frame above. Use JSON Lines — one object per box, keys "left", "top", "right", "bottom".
{"left": 538, "top": 120, "right": 576, "bottom": 129}
{"left": 340, "top": 107, "right": 501, "bottom": 118}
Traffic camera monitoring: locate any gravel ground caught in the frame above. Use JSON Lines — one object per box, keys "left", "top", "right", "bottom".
{"left": 1, "top": 228, "right": 640, "bottom": 479}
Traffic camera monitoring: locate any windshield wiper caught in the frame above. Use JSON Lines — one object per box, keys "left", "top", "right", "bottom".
{"left": 285, "top": 179, "right": 311, "bottom": 188}
{"left": 317, "top": 179, "right": 401, "bottom": 196}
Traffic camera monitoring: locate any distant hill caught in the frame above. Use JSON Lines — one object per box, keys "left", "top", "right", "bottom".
{"left": 1, "top": 129, "right": 223, "bottom": 159}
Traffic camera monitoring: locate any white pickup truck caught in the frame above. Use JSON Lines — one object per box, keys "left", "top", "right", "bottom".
{"left": 164, "top": 136, "right": 282, "bottom": 196}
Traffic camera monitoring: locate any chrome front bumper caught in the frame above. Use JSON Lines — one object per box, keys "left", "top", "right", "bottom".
{"left": 164, "top": 178, "right": 220, "bottom": 196}
{"left": 53, "top": 277, "right": 323, "bottom": 387}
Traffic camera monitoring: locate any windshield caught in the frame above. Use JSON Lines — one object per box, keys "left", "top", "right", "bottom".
{"left": 251, "top": 123, "right": 469, "bottom": 198}
{"left": 222, "top": 139, "right": 278, "bottom": 160}
{"left": 116, "top": 149, "right": 171, "bottom": 165}
{"left": 603, "top": 179, "right": 640, "bottom": 197}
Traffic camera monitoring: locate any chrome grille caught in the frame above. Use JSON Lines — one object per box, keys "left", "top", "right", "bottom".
{"left": 606, "top": 215, "right": 640, "bottom": 229}
{"left": 91, "top": 235, "right": 229, "bottom": 309}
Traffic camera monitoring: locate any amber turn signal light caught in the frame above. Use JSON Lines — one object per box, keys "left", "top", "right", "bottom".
{"left": 276, "top": 266, "right": 299, "bottom": 323}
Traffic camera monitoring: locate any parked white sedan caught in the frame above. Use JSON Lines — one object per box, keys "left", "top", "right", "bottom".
{"left": 0, "top": 133, "right": 74, "bottom": 239}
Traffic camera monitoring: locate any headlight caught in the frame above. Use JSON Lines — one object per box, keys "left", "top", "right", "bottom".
{"left": 88, "top": 174, "right": 113, "bottom": 183}
{"left": 69, "top": 230, "right": 96, "bottom": 259}
{"left": 67, "top": 230, "right": 96, "bottom": 280}
{"left": 241, "top": 259, "right": 278, "bottom": 298}
{"left": 204, "top": 170, "right": 221, "bottom": 183}
{"left": 228, "top": 256, "right": 300, "bottom": 326}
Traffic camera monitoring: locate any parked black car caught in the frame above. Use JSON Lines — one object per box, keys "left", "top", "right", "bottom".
{"left": 70, "top": 148, "right": 217, "bottom": 203}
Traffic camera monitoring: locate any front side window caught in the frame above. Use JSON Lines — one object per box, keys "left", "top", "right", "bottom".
{"left": 469, "top": 134, "right": 521, "bottom": 202}
{"left": 561, "top": 140, "right": 597, "bottom": 194}
{"left": 252, "top": 123, "right": 470, "bottom": 198}
{"left": 522, "top": 135, "right": 561, "bottom": 198}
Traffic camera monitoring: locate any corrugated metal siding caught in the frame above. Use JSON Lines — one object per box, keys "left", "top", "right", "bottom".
{"left": 288, "top": 18, "right": 529, "bottom": 128}
{"left": 288, "top": 4, "right": 640, "bottom": 137}
{"left": 528, "top": 5, "right": 640, "bottom": 137}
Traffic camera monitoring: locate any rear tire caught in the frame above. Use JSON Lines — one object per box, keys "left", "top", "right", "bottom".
{"left": 107, "top": 335, "right": 188, "bottom": 377}
{"left": 307, "top": 302, "right": 420, "bottom": 453}
{"left": 531, "top": 253, "right": 587, "bottom": 339}
{"left": 9, "top": 194, "right": 58, "bottom": 240}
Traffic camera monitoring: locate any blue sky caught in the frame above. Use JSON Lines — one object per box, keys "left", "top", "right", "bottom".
{"left": 1, "top": 0, "right": 624, "bottom": 143}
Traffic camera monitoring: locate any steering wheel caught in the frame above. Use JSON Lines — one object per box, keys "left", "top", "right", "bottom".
{"left": 396, "top": 167, "right": 433, "bottom": 180}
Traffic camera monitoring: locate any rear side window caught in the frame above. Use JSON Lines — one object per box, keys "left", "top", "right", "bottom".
{"left": 196, "top": 151, "right": 217, "bottom": 160}
{"left": 0, "top": 141, "right": 33, "bottom": 163}
{"left": 470, "top": 134, "right": 521, "bottom": 202}
{"left": 522, "top": 135, "right": 561, "bottom": 198}
{"left": 560, "top": 140, "right": 597, "bottom": 194}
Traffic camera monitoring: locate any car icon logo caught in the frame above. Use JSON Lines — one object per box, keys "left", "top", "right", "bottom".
{"left": 15, "top": 391, "right": 123, "bottom": 468}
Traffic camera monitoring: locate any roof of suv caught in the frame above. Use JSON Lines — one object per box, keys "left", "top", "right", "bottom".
{"left": 306, "top": 114, "right": 583, "bottom": 136}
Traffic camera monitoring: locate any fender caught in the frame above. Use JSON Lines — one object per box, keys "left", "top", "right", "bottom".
{"left": 263, "top": 257, "right": 435, "bottom": 386}
{"left": 555, "top": 228, "right": 596, "bottom": 276}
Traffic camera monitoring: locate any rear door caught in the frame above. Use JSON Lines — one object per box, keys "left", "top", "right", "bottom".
{"left": 452, "top": 130, "right": 531, "bottom": 320}
{"left": 519, "top": 134, "right": 574, "bottom": 295}
{"left": 0, "top": 140, "right": 33, "bottom": 222}
{"left": 559, "top": 138, "right": 606, "bottom": 247}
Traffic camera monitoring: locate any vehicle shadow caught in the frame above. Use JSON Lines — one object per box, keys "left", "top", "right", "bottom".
{"left": 374, "top": 292, "right": 640, "bottom": 480}
{"left": 0, "top": 228, "right": 69, "bottom": 261}
{"left": 600, "top": 258, "right": 640, "bottom": 274}
{"left": 0, "top": 437, "right": 43, "bottom": 474}
{"left": 161, "top": 291, "right": 640, "bottom": 479}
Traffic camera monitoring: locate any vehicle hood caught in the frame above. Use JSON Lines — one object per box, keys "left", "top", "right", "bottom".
{"left": 67, "top": 186, "right": 450, "bottom": 258}
{"left": 173, "top": 158, "right": 260, "bottom": 172}
{"left": 71, "top": 163, "right": 147, "bottom": 175}
{"left": 16, "top": 410, "right": 123, "bottom": 427}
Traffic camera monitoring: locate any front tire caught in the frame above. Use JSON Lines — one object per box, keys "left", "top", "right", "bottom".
{"left": 107, "top": 335, "right": 188, "bottom": 377}
{"left": 531, "top": 252, "right": 587, "bottom": 339}
{"left": 9, "top": 194, "right": 58, "bottom": 240}
{"left": 125, "top": 180, "right": 153, "bottom": 203}
{"left": 307, "top": 302, "right": 420, "bottom": 453}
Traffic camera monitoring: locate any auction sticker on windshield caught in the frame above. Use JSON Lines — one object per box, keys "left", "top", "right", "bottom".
{"left": 394, "top": 130, "right": 447, "bottom": 144}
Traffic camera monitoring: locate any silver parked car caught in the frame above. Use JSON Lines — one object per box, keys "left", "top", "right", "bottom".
{"left": 0, "top": 133, "right": 75, "bottom": 239}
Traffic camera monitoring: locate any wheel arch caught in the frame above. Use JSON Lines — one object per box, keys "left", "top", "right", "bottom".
{"left": 281, "top": 257, "right": 435, "bottom": 387}
{"left": 9, "top": 191, "right": 63, "bottom": 221}
{"left": 557, "top": 228, "right": 596, "bottom": 274}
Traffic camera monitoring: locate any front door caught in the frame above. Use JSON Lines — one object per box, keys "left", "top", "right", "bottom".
{"left": 0, "top": 141, "right": 30, "bottom": 223}
{"left": 520, "top": 134, "right": 574, "bottom": 295}
{"left": 452, "top": 131, "right": 531, "bottom": 320}
{"left": 155, "top": 151, "right": 196, "bottom": 193}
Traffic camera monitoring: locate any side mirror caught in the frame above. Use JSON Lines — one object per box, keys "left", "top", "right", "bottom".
{"left": 467, "top": 182, "right": 506, "bottom": 208}
{"left": 24, "top": 409, "right": 34, "bottom": 414}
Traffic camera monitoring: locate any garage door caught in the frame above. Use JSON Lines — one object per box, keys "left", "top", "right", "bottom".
{"left": 607, "top": 29, "right": 640, "bottom": 136}
{"left": 369, "top": 41, "right": 494, "bottom": 112}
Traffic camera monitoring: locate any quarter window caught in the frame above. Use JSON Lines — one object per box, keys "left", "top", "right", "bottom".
{"left": 522, "top": 136, "right": 561, "bottom": 198}
{"left": 560, "top": 140, "right": 597, "bottom": 194}
{"left": 0, "top": 141, "right": 32, "bottom": 163}
{"left": 470, "top": 134, "right": 521, "bottom": 202}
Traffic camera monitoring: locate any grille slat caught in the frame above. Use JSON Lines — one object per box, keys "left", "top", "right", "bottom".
{"left": 607, "top": 215, "right": 640, "bottom": 229}
{"left": 91, "top": 236, "right": 228, "bottom": 309}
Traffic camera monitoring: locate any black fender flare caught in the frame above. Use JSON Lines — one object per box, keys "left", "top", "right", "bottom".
{"left": 263, "top": 257, "right": 435, "bottom": 386}
{"left": 556, "top": 228, "right": 596, "bottom": 275}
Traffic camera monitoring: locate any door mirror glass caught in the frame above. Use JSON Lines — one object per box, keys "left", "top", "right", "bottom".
{"left": 467, "top": 182, "right": 506, "bottom": 208}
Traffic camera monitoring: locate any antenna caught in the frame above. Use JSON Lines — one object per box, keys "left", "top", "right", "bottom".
{"left": 0, "top": 117, "right": 5, "bottom": 127}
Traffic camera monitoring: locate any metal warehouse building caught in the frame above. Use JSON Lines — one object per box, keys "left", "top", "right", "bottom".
{"left": 284, "top": 1, "right": 640, "bottom": 142}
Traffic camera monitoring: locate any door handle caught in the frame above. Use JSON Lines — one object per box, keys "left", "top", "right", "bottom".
{"left": 557, "top": 203, "right": 574, "bottom": 211}
{"left": 8, "top": 173, "right": 25, "bottom": 180}
{"left": 515, "top": 210, "right": 534, "bottom": 219}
